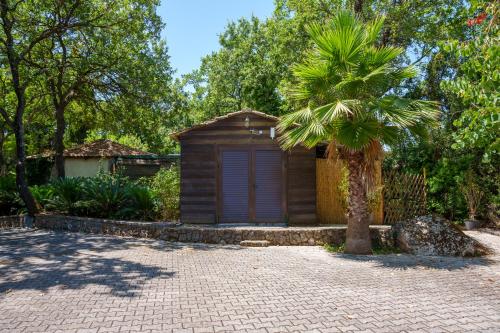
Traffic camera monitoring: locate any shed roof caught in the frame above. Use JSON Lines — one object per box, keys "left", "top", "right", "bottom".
{"left": 28, "top": 139, "right": 156, "bottom": 159}
{"left": 170, "top": 109, "right": 279, "bottom": 141}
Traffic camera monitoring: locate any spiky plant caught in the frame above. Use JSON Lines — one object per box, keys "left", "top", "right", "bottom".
{"left": 278, "top": 11, "right": 439, "bottom": 254}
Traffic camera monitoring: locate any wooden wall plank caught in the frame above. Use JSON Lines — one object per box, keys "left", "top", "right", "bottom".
{"left": 180, "top": 143, "right": 217, "bottom": 224}
{"left": 287, "top": 147, "right": 317, "bottom": 225}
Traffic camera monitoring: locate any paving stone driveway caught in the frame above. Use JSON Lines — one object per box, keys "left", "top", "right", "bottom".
{"left": 0, "top": 229, "right": 499, "bottom": 333}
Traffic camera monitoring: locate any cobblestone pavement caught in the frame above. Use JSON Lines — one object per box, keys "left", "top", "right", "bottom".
{"left": 0, "top": 229, "right": 499, "bottom": 333}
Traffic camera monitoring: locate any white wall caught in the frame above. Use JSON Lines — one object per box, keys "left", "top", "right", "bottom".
{"left": 51, "top": 158, "right": 112, "bottom": 178}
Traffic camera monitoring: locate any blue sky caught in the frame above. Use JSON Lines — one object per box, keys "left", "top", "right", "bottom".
{"left": 158, "top": 0, "right": 275, "bottom": 78}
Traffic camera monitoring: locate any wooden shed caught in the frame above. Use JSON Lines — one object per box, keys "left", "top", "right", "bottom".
{"left": 171, "top": 109, "right": 316, "bottom": 225}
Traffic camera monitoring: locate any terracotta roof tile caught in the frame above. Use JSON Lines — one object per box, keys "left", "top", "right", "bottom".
{"left": 28, "top": 139, "right": 155, "bottom": 159}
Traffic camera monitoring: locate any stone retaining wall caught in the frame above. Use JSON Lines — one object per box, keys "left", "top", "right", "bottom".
{"left": 0, "top": 215, "right": 23, "bottom": 229}
{"left": 3, "top": 214, "right": 394, "bottom": 246}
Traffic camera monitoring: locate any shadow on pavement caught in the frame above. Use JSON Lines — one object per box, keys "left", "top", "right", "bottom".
{"left": 329, "top": 252, "right": 497, "bottom": 271}
{"left": 0, "top": 229, "right": 241, "bottom": 297}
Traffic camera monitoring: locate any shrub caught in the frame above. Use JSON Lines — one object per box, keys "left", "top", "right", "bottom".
{"left": 26, "top": 157, "right": 53, "bottom": 185}
{"left": 79, "top": 173, "right": 131, "bottom": 218}
{"left": 460, "top": 170, "right": 484, "bottom": 221}
{"left": 30, "top": 184, "right": 55, "bottom": 208}
{"left": 43, "top": 177, "right": 87, "bottom": 215}
{"left": 149, "top": 166, "right": 180, "bottom": 220}
{"left": 118, "top": 185, "right": 157, "bottom": 221}
{"left": 4, "top": 169, "right": 179, "bottom": 222}
{"left": 0, "top": 174, "right": 23, "bottom": 215}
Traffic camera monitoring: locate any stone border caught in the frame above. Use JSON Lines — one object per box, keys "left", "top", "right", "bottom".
{"left": 2, "top": 214, "right": 394, "bottom": 247}
{"left": 0, "top": 215, "right": 23, "bottom": 229}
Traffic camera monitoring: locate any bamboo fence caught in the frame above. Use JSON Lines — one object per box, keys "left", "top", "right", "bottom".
{"left": 316, "top": 158, "right": 384, "bottom": 224}
{"left": 316, "top": 159, "right": 425, "bottom": 225}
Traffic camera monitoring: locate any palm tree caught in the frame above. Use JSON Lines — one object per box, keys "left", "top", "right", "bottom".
{"left": 278, "top": 11, "right": 439, "bottom": 254}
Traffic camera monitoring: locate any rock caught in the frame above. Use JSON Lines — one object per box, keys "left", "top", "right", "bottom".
{"left": 393, "top": 215, "right": 489, "bottom": 257}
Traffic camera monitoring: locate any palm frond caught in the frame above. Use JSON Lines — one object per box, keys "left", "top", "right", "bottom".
{"left": 277, "top": 106, "right": 314, "bottom": 130}
{"left": 372, "top": 97, "right": 440, "bottom": 128}
{"left": 364, "top": 15, "right": 385, "bottom": 44}
{"left": 407, "top": 123, "right": 431, "bottom": 141}
{"left": 292, "top": 56, "right": 329, "bottom": 82}
{"left": 364, "top": 46, "right": 403, "bottom": 67}
{"left": 279, "top": 9, "right": 440, "bottom": 153}
{"left": 308, "top": 11, "right": 367, "bottom": 71}
{"left": 316, "top": 100, "right": 360, "bottom": 122}
{"left": 334, "top": 117, "right": 380, "bottom": 150}
{"left": 279, "top": 123, "right": 324, "bottom": 150}
{"left": 378, "top": 125, "right": 401, "bottom": 145}
{"left": 390, "top": 65, "right": 418, "bottom": 81}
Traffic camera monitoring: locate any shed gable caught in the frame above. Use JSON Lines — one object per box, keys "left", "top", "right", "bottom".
{"left": 172, "top": 109, "right": 280, "bottom": 144}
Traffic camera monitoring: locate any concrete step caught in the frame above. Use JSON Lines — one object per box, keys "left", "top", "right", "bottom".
{"left": 240, "top": 240, "right": 270, "bottom": 247}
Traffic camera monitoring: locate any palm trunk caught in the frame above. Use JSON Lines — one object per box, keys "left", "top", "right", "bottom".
{"left": 345, "top": 151, "right": 372, "bottom": 254}
{"left": 54, "top": 104, "right": 66, "bottom": 178}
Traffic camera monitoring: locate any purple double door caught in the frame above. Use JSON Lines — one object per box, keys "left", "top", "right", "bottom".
{"left": 220, "top": 148, "right": 283, "bottom": 223}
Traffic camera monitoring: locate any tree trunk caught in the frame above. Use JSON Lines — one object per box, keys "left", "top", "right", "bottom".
{"left": 345, "top": 151, "right": 372, "bottom": 254}
{"left": 54, "top": 104, "right": 66, "bottom": 178}
{"left": 0, "top": 127, "right": 5, "bottom": 176}
{"left": 13, "top": 119, "right": 38, "bottom": 217}
{"left": 354, "top": 0, "right": 364, "bottom": 14}
{"left": 1, "top": 0, "right": 38, "bottom": 220}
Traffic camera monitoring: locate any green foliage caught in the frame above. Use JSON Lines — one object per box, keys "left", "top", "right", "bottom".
{"left": 460, "top": 170, "right": 484, "bottom": 220}
{"left": 183, "top": 0, "right": 469, "bottom": 120}
{"left": 30, "top": 184, "right": 55, "bottom": 208}
{"left": 149, "top": 167, "right": 180, "bottom": 220}
{"left": 0, "top": 0, "right": 186, "bottom": 176}
{"left": 323, "top": 242, "right": 400, "bottom": 254}
{"left": 440, "top": 3, "right": 499, "bottom": 164}
{"left": 0, "top": 174, "right": 22, "bottom": 215}
{"left": 386, "top": 1, "right": 499, "bottom": 221}
{"left": 43, "top": 178, "right": 87, "bottom": 216}
{"left": 0, "top": 0, "right": 497, "bottom": 227}
{"left": 26, "top": 158, "right": 54, "bottom": 186}
{"left": 80, "top": 174, "right": 131, "bottom": 218}
{"left": 30, "top": 171, "right": 180, "bottom": 221}
{"left": 426, "top": 157, "right": 468, "bottom": 219}
{"left": 84, "top": 132, "right": 150, "bottom": 153}
{"left": 185, "top": 16, "right": 292, "bottom": 119}
{"left": 371, "top": 243, "right": 401, "bottom": 255}
{"left": 323, "top": 243, "right": 345, "bottom": 253}
{"left": 278, "top": 11, "right": 439, "bottom": 153}
{"left": 118, "top": 186, "right": 158, "bottom": 221}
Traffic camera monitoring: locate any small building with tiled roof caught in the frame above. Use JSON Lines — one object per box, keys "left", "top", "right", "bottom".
{"left": 58, "top": 139, "right": 156, "bottom": 159}
{"left": 28, "top": 139, "right": 163, "bottom": 178}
